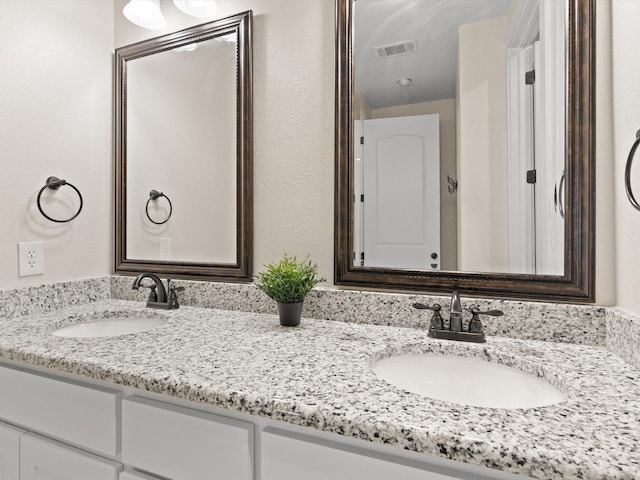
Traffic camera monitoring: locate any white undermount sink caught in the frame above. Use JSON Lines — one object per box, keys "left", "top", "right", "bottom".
{"left": 371, "top": 353, "right": 566, "bottom": 409}
{"left": 52, "top": 316, "right": 165, "bottom": 338}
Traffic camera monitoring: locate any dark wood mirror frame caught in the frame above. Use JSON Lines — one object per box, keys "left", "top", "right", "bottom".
{"left": 115, "top": 11, "right": 253, "bottom": 282}
{"left": 334, "top": 0, "right": 595, "bottom": 303}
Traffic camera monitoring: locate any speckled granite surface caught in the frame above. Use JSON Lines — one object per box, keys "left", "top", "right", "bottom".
{"left": 607, "top": 308, "right": 640, "bottom": 370}
{"left": 111, "top": 276, "right": 607, "bottom": 345}
{"left": 0, "top": 299, "right": 637, "bottom": 479}
{"left": 0, "top": 277, "right": 109, "bottom": 319}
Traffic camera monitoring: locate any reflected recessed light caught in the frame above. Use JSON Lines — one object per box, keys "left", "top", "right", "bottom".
{"left": 173, "top": 0, "right": 218, "bottom": 18}
{"left": 397, "top": 77, "right": 413, "bottom": 87}
{"left": 216, "top": 33, "right": 237, "bottom": 44}
{"left": 123, "top": 0, "right": 166, "bottom": 30}
{"left": 174, "top": 44, "right": 198, "bottom": 52}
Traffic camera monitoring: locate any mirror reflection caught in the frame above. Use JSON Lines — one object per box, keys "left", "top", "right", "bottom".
{"left": 126, "top": 33, "right": 238, "bottom": 263}
{"left": 353, "top": 0, "right": 566, "bottom": 275}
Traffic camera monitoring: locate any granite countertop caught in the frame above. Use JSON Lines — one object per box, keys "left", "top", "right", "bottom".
{"left": 0, "top": 299, "right": 638, "bottom": 479}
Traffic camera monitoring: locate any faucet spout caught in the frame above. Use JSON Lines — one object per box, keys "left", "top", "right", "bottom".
{"left": 449, "top": 290, "right": 463, "bottom": 332}
{"left": 450, "top": 290, "right": 462, "bottom": 314}
{"left": 132, "top": 273, "right": 167, "bottom": 303}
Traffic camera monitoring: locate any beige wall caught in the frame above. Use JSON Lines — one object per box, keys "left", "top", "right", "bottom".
{"left": 612, "top": 0, "right": 640, "bottom": 312}
{"left": 595, "top": 0, "right": 615, "bottom": 306}
{"left": 354, "top": 89, "right": 371, "bottom": 121}
{"left": 0, "top": 0, "right": 114, "bottom": 289}
{"left": 370, "top": 99, "right": 458, "bottom": 271}
{"left": 456, "top": 16, "right": 509, "bottom": 273}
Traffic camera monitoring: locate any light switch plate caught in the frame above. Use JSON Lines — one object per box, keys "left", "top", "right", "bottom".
{"left": 18, "top": 241, "right": 44, "bottom": 276}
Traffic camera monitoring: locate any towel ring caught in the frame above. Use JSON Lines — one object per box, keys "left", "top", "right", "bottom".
{"left": 625, "top": 129, "right": 640, "bottom": 211}
{"left": 145, "top": 190, "right": 173, "bottom": 225}
{"left": 36, "top": 176, "right": 83, "bottom": 223}
{"left": 558, "top": 170, "right": 566, "bottom": 219}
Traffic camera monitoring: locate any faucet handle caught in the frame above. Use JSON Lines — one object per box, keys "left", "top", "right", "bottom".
{"left": 413, "top": 303, "right": 444, "bottom": 330}
{"left": 468, "top": 308, "right": 504, "bottom": 334}
{"left": 166, "top": 279, "right": 185, "bottom": 293}
{"left": 413, "top": 302, "right": 438, "bottom": 310}
{"left": 146, "top": 284, "right": 158, "bottom": 302}
{"left": 136, "top": 283, "right": 158, "bottom": 302}
{"left": 166, "top": 280, "right": 185, "bottom": 309}
{"left": 470, "top": 309, "right": 504, "bottom": 317}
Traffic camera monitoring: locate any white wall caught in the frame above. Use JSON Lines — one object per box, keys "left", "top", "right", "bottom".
{"left": 612, "top": 0, "right": 640, "bottom": 313}
{"left": 0, "top": 0, "right": 114, "bottom": 289}
{"left": 114, "top": 0, "right": 335, "bottom": 281}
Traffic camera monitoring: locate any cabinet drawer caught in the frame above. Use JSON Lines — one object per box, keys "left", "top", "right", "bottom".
{"left": 20, "top": 433, "right": 121, "bottom": 480}
{"left": 0, "top": 366, "right": 118, "bottom": 456}
{"left": 262, "top": 428, "right": 458, "bottom": 480}
{"left": 122, "top": 397, "right": 253, "bottom": 480}
{"left": 0, "top": 421, "right": 21, "bottom": 480}
{"left": 261, "top": 428, "right": 527, "bottom": 480}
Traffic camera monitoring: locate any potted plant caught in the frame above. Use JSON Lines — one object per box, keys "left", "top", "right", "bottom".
{"left": 254, "top": 254, "right": 325, "bottom": 326}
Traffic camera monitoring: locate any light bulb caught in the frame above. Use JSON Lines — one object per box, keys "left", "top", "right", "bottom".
{"left": 123, "top": 0, "right": 166, "bottom": 30}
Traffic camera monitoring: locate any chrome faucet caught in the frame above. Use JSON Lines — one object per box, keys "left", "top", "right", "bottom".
{"left": 132, "top": 273, "right": 183, "bottom": 309}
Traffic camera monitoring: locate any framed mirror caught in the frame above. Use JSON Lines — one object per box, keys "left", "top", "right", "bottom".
{"left": 335, "top": 0, "right": 594, "bottom": 302}
{"left": 115, "top": 11, "right": 253, "bottom": 281}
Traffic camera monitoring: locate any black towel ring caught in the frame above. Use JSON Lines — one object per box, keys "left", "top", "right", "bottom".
{"left": 36, "top": 176, "right": 83, "bottom": 223}
{"left": 145, "top": 190, "right": 173, "bottom": 225}
{"left": 625, "top": 129, "right": 640, "bottom": 211}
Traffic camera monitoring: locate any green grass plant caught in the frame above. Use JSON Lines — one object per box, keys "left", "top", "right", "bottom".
{"left": 254, "top": 254, "right": 325, "bottom": 304}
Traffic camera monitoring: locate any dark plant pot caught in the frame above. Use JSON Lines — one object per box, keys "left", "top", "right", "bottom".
{"left": 276, "top": 301, "right": 303, "bottom": 326}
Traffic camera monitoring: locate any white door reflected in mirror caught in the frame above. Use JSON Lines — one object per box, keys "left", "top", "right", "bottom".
{"left": 355, "top": 114, "right": 440, "bottom": 270}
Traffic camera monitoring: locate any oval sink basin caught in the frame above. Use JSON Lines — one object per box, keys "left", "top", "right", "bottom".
{"left": 52, "top": 316, "right": 165, "bottom": 338}
{"left": 371, "top": 354, "right": 565, "bottom": 409}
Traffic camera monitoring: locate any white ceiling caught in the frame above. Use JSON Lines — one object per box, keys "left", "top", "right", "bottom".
{"left": 354, "top": 0, "right": 512, "bottom": 109}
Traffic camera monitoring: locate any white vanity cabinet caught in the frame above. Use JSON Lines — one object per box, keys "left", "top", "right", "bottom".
{"left": 260, "top": 427, "right": 528, "bottom": 480}
{"left": 20, "top": 434, "right": 121, "bottom": 480}
{"left": 0, "top": 414, "right": 120, "bottom": 480}
{"left": 0, "top": 423, "right": 20, "bottom": 480}
{"left": 121, "top": 396, "right": 254, "bottom": 480}
{"left": 0, "top": 362, "right": 528, "bottom": 480}
{"left": 0, "top": 365, "right": 118, "bottom": 456}
{"left": 262, "top": 428, "right": 455, "bottom": 480}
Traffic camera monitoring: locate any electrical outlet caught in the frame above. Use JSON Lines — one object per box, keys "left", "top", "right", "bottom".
{"left": 18, "top": 241, "right": 44, "bottom": 276}
{"left": 160, "top": 238, "right": 172, "bottom": 260}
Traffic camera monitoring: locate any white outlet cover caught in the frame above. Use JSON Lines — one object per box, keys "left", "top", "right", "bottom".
{"left": 18, "top": 241, "right": 44, "bottom": 276}
{"left": 160, "top": 237, "right": 172, "bottom": 260}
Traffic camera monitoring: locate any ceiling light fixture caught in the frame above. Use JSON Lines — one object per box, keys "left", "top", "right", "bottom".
{"left": 123, "top": 0, "right": 166, "bottom": 30}
{"left": 397, "top": 77, "right": 413, "bottom": 87}
{"left": 173, "top": 0, "right": 219, "bottom": 18}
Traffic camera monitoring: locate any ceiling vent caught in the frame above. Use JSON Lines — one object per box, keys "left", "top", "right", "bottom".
{"left": 373, "top": 40, "right": 418, "bottom": 59}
